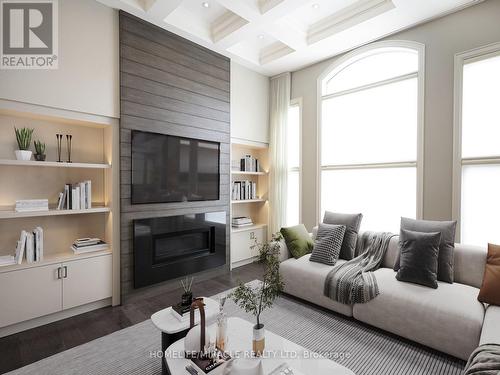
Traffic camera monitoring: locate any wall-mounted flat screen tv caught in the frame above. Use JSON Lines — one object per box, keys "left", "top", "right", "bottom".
{"left": 131, "top": 130, "right": 220, "bottom": 204}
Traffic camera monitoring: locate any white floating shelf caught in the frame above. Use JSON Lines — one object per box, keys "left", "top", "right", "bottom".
{"left": 231, "top": 199, "right": 267, "bottom": 204}
{"left": 0, "top": 159, "right": 111, "bottom": 169}
{"left": 0, "top": 249, "right": 112, "bottom": 274}
{"left": 231, "top": 223, "right": 267, "bottom": 233}
{"left": 0, "top": 206, "right": 111, "bottom": 219}
{"left": 231, "top": 171, "right": 267, "bottom": 176}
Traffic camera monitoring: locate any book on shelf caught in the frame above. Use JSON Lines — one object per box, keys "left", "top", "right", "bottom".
{"left": 232, "top": 216, "right": 253, "bottom": 228}
{"left": 15, "top": 199, "right": 49, "bottom": 212}
{"left": 13, "top": 227, "right": 44, "bottom": 265}
{"left": 231, "top": 180, "right": 257, "bottom": 200}
{"left": 239, "top": 155, "right": 259, "bottom": 172}
{"left": 71, "top": 238, "right": 109, "bottom": 254}
{"left": 58, "top": 181, "right": 92, "bottom": 210}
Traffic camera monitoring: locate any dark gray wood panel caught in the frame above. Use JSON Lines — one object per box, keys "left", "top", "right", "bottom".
{"left": 121, "top": 73, "right": 229, "bottom": 112}
{"left": 119, "top": 11, "right": 231, "bottom": 300}
{"left": 121, "top": 33, "right": 230, "bottom": 88}
{"left": 120, "top": 13, "right": 229, "bottom": 72}
{"left": 121, "top": 58, "right": 229, "bottom": 102}
{"left": 121, "top": 85, "right": 230, "bottom": 123}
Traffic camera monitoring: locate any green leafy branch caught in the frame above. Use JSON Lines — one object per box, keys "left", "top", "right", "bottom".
{"left": 230, "top": 232, "right": 284, "bottom": 327}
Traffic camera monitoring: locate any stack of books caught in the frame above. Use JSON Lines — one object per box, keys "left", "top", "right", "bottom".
{"left": 240, "top": 155, "right": 259, "bottom": 172}
{"left": 56, "top": 181, "right": 92, "bottom": 210}
{"left": 170, "top": 301, "right": 216, "bottom": 323}
{"left": 14, "top": 227, "right": 44, "bottom": 264}
{"left": 71, "top": 238, "right": 108, "bottom": 254}
{"left": 231, "top": 180, "right": 257, "bottom": 200}
{"left": 232, "top": 217, "right": 253, "bottom": 228}
{"left": 15, "top": 199, "right": 49, "bottom": 212}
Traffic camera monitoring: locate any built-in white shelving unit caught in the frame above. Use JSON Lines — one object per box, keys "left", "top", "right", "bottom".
{"left": 0, "top": 99, "right": 120, "bottom": 337}
{"left": 230, "top": 139, "right": 270, "bottom": 268}
{"left": 0, "top": 159, "right": 111, "bottom": 169}
{"left": 0, "top": 206, "right": 111, "bottom": 219}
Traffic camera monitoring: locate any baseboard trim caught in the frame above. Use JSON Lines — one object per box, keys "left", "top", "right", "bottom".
{"left": 231, "top": 257, "right": 257, "bottom": 269}
{"left": 0, "top": 298, "right": 112, "bottom": 338}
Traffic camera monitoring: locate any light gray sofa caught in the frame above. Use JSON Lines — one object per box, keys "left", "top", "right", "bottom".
{"left": 279, "top": 230, "right": 500, "bottom": 361}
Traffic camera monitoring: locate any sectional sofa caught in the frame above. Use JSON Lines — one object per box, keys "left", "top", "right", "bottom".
{"left": 279, "top": 229, "right": 500, "bottom": 361}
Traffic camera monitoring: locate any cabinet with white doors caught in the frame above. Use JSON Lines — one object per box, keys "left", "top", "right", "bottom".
{"left": 0, "top": 253, "right": 112, "bottom": 328}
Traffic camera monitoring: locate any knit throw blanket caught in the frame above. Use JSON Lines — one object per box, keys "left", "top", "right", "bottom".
{"left": 324, "top": 231, "right": 395, "bottom": 305}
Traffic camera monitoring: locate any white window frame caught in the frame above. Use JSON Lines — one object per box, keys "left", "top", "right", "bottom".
{"left": 287, "top": 97, "right": 302, "bottom": 225}
{"left": 452, "top": 42, "right": 500, "bottom": 242}
{"left": 316, "top": 40, "right": 425, "bottom": 224}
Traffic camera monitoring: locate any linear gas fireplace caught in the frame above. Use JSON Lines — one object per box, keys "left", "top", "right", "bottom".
{"left": 133, "top": 212, "right": 226, "bottom": 288}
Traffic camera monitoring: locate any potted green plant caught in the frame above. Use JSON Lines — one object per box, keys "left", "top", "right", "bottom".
{"left": 230, "top": 232, "right": 284, "bottom": 356}
{"left": 33, "top": 140, "right": 46, "bottom": 161}
{"left": 14, "top": 127, "right": 34, "bottom": 161}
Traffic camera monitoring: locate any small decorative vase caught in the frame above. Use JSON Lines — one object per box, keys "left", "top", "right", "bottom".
{"left": 15, "top": 150, "right": 32, "bottom": 161}
{"left": 34, "top": 154, "right": 46, "bottom": 161}
{"left": 216, "top": 296, "right": 228, "bottom": 351}
{"left": 252, "top": 324, "right": 265, "bottom": 356}
{"left": 181, "top": 291, "right": 193, "bottom": 307}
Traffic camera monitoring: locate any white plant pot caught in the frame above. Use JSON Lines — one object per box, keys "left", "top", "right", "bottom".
{"left": 15, "top": 150, "right": 32, "bottom": 161}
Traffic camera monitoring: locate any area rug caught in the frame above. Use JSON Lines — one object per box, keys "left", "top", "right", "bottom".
{"left": 7, "top": 281, "right": 465, "bottom": 375}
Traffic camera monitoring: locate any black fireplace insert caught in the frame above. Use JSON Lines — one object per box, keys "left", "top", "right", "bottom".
{"left": 133, "top": 212, "right": 227, "bottom": 288}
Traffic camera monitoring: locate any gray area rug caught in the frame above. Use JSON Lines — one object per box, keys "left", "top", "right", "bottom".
{"left": 7, "top": 281, "right": 465, "bottom": 375}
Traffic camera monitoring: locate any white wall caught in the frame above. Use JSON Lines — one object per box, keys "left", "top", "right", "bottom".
{"left": 291, "top": 0, "right": 500, "bottom": 230}
{"left": 231, "top": 61, "right": 270, "bottom": 144}
{"left": 0, "top": 0, "right": 119, "bottom": 118}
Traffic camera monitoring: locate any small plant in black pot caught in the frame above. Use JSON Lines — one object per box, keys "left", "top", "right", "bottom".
{"left": 34, "top": 140, "right": 46, "bottom": 161}
{"left": 181, "top": 276, "right": 194, "bottom": 307}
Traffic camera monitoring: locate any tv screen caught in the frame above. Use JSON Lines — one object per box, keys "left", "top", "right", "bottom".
{"left": 131, "top": 130, "right": 220, "bottom": 204}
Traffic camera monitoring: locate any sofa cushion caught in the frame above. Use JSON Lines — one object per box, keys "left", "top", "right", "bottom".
{"left": 454, "top": 243, "right": 487, "bottom": 288}
{"left": 323, "top": 211, "right": 363, "bottom": 260}
{"left": 396, "top": 229, "right": 441, "bottom": 289}
{"left": 353, "top": 268, "right": 485, "bottom": 360}
{"left": 480, "top": 305, "right": 500, "bottom": 346}
{"left": 310, "top": 224, "right": 345, "bottom": 265}
{"left": 280, "top": 224, "right": 313, "bottom": 259}
{"left": 478, "top": 243, "right": 500, "bottom": 305}
{"left": 395, "top": 217, "right": 457, "bottom": 283}
{"left": 280, "top": 254, "right": 353, "bottom": 317}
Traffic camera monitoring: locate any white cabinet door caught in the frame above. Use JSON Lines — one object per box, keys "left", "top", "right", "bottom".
{"left": 231, "top": 227, "right": 266, "bottom": 264}
{"left": 0, "top": 264, "right": 62, "bottom": 328}
{"left": 62, "top": 254, "right": 112, "bottom": 310}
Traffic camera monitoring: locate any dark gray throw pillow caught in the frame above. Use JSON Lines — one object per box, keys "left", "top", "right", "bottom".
{"left": 396, "top": 229, "right": 441, "bottom": 289}
{"left": 310, "top": 223, "right": 346, "bottom": 265}
{"left": 394, "top": 217, "right": 457, "bottom": 283}
{"left": 323, "top": 211, "right": 363, "bottom": 260}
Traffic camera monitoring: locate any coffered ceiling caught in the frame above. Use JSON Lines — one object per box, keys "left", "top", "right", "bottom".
{"left": 97, "top": 0, "right": 483, "bottom": 76}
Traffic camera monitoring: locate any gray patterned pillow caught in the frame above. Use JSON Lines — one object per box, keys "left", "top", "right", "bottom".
{"left": 323, "top": 211, "right": 363, "bottom": 260}
{"left": 310, "top": 223, "right": 346, "bottom": 265}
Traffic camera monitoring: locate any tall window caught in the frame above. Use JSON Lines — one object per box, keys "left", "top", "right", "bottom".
{"left": 319, "top": 43, "right": 423, "bottom": 232}
{"left": 286, "top": 102, "right": 301, "bottom": 226}
{"left": 454, "top": 46, "right": 500, "bottom": 245}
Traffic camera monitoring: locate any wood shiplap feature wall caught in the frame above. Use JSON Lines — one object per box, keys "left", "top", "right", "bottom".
{"left": 119, "top": 12, "right": 231, "bottom": 296}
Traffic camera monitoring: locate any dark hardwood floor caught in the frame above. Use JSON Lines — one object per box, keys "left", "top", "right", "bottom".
{"left": 0, "top": 263, "right": 263, "bottom": 374}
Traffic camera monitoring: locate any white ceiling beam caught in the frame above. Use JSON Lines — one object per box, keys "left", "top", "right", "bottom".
{"left": 308, "top": 0, "right": 395, "bottom": 44}
{"left": 260, "top": 42, "right": 294, "bottom": 65}
{"left": 142, "top": 0, "right": 183, "bottom": 20}
{"left": 212, "top": 11, "right": 249, "bottom": 43}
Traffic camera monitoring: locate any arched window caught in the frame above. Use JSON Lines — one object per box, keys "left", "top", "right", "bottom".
{"left": 319, "top": 41, "right": 424, "bottom": 231}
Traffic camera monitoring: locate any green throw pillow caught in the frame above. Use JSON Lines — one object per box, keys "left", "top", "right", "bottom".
{"left": 281, "top": 224, "right": 314, "bottom": 259}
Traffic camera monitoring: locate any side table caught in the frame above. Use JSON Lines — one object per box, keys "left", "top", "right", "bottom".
{"left": 151, "top": 297, "right": 219, "bottom": 375}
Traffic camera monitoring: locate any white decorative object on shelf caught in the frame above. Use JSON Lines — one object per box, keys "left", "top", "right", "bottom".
{"left": 14, "top": 150, "right": 32, "bottom": 161}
